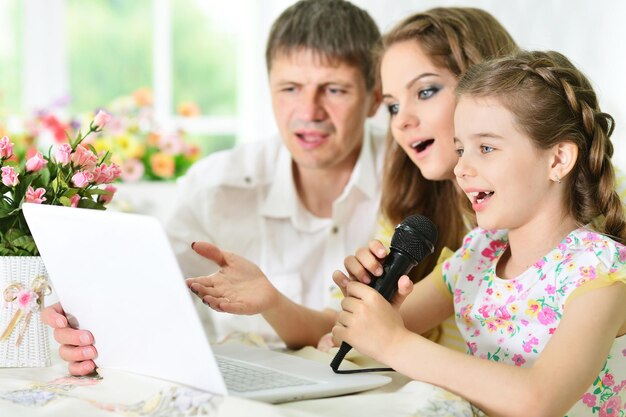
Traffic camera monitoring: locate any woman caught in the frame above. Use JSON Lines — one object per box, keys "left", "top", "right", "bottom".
{"left": 322, "top": 8, "right": 519, "bottom": 351}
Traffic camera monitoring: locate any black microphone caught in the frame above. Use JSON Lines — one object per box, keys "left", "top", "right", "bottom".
{"left": 330, "top": 214, "right": 438, "bottom": 373}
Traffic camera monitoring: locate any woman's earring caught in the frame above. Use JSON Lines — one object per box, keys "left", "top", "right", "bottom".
{"left": 554, "top": 174, "right": 562, "bottom": 184}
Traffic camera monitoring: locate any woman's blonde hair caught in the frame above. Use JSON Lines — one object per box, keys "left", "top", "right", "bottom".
{"left": 456, "top": 50, "right": 626, "bottom": 243}
{"left": 379, "top": 8, "right": 518, "bottom": 280}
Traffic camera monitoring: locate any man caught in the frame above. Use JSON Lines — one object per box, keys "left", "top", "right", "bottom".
{"left": 43, "top": 0, "right": 384, "bottom": 375}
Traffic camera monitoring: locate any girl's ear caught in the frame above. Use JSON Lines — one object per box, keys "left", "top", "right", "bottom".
{"left": 549, "top": 141, "right": 578, "bottom": 183}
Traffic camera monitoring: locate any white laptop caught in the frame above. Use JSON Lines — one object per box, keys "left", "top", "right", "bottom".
{"left": 23, "top": 203, "right": 391, "bottom": 403}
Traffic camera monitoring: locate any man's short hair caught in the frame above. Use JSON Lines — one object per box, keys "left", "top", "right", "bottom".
{"left": 265, "top": 0, "right": 381, "bottom": 91}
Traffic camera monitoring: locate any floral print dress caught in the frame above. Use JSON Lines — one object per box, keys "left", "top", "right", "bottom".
{"left": 441, "top": 227, "right": 626, "bottom": 416}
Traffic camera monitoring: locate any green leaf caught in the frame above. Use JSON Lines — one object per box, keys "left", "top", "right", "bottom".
{"left": 12, "top": 235, "right": 37, "bottom": 253}
{"left": 86, "top": 188, "right": 111, "bottom": 195}
{"left": 77, "top": 199, "right": 105, "bottom": 210}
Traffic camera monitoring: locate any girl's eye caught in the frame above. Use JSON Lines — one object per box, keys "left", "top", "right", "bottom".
{"left": 418, "top": 86, "right": 441, "bottom": 100}
{"left": 481, "top": 145, "right": 495, "bottom": 154}
{"left": 455, "top": 148, "right": 464, "bottom": 157}
{"left": 387, "top": 103, "right": 399, "bottom": 116}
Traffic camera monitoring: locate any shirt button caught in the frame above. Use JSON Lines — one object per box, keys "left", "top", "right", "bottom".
{"left": 244, "top": 176, "right": 252, "bottom": 184}
{"left": 331, "top": 226, "right": 339, "bottom": 234}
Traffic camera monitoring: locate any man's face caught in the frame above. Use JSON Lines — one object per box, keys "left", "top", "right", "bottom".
{"left": 269, "top": 49, "right": 379, "bottom": 173}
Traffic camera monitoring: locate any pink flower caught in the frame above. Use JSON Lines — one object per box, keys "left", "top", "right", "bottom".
{"left": 16, "top": 289, "right": 38, "bottom": 311}
{"left": 71, "top": 145, "right": 98, "bottom": 170}
{"left": 495, "top": 305, "right": 511, "bottom": 320}
{"left": 98, "top": 184, "right": 117, "bottom": 205}
{"left": 121, "top": 158, "right": 145, "bottom": 182}
{"left": 582, "top": 393, "right": 597, "bottom": 407}
{"left": 599, "top": 395, "right": 622, "bottom": 417}
{"left": 71, "top": 170, "right": 94, "bottom": 188}
{"left": 93, "top": 163, "right": 121, "bottom": 184}
{"left": 25, "top": 151, "right": 48, "bottom": 172}
{"left": 0, "top": 136, "right": 14, "bottom": 158}
{"left": 55, "top": 143, "right": 72, "bottom": 165}
{"left": 70, "top": 194, "right": 80, "bottom": 207}
{"left": 93, "top": 110, "right": 111, "bottom": 129}
{"left": 545, "top": 284, "right": 556, "bottom": 295}
{"left": 466, "top": 342, "right": 477, "bottom": 354}
{"left": 466, "top": 274, "right": 474, "bottom": 281}
{"left": 25, "top": 186, "right": 47, "bottom": 204}
{"left": 522, "top": 337, "right": 539, "bottom": 353}
{"left": 537, "top": 306, "right": 557, "bottom": 325}
{"left": 1, "top": 166, "right": 19, "bottom": 186}
{"left": 512, "top": 354, "right": 526, "bottom": 366}
{"left": 603, "top": 373, "right": 616, "bottom": 387}
{"left": 481, "top": 239, "right": 506, "bottom": 261}
{"left": 454, "top": 288, "right": 462, "bottom": 303}
{"left": 478, "top": 304, "right": 491, "bottom": 318}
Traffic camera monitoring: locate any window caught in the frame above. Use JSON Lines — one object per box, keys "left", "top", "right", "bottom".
{"left": 67, "top": 0, "right": 153, "bottom": 114}
{"left": 0, "top": 0, "right": 22, "bottom": 115}
{"left": 4, "top": 0, "right": 245, "bottom": 151}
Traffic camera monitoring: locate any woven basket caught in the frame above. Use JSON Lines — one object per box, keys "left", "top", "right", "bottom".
{"left": 0, "top": 256, "right": 51, "bottom": 368}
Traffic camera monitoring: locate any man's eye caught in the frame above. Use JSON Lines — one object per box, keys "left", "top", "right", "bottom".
{"left": 328, "top": 87, "right": 346, "bottom": 95}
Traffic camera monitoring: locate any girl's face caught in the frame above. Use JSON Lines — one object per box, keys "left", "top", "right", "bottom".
{"left": 381, "top": 40, "right": 459, "bottom": 181}
{"left": 453, "top": 96, "right": 557, "bottom": 232}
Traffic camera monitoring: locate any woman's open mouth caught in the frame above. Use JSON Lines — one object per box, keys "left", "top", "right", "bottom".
{"left": 411, "top": 139, "right": 435, "bottom": 154}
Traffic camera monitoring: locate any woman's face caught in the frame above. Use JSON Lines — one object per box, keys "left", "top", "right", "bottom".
{"left": 381, "top": 40, "right": 459, "bottom": 181}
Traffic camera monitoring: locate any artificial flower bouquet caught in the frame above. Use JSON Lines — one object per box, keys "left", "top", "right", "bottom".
{"left": 0, "top": 110, "right": 121, "bottom": 256}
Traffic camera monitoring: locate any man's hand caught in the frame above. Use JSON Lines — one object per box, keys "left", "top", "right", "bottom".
{"left": 186, "top": 241, "right": 279, "bottom": 315}
{"left": 41, "top": 303, "right": 97, "bottom": 375}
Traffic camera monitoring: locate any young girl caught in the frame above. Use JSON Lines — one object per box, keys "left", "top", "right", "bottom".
{"left": 333, "top": 50, "right": 626, "bottom": 417}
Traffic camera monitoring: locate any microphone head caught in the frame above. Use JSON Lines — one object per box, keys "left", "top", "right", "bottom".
{"left": 390, "top": 214, "right": 438, "bottom": 263}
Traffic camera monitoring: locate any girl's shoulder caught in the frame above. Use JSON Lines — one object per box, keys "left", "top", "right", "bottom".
{"left": 459, "top": 227, "right": 509, "bottom": 253}
{"left": 443, "top": 227, "right": 508, "bottom": 272}
{"left": 562, "top": 228, "right": 626, "bottom": 273}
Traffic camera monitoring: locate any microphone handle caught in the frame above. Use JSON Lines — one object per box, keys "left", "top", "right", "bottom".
{"left": 331, "top": 251, "right": 416, "bottom": 372}
{"left": 370, "top": 250, "right": 417, "bottom": 301}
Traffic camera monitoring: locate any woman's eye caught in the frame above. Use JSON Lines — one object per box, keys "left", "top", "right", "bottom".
{"left": 418, "top": 86, "right": 440, "bottom": 100}
{"left": 387, "top": 103, "right": 399, "bottom": 116}
{"left": 455, "top": 148, "right": 464, "bottom": 156}
{"left": 481, "top": 145, "right": 494, "bottom": 154}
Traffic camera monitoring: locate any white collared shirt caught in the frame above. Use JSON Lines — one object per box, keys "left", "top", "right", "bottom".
{"left": 165, "top": 123, "right": 386, "bottom": 343}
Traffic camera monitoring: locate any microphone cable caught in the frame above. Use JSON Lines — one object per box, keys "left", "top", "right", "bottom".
{"left": 330, "top": 342, "right": 393, "bottom": 374}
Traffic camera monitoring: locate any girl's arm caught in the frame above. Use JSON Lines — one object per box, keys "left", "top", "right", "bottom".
{"left": 334, "top": 281, "right": 626, "bottom": 417}
{"left": 334, "top": 241, "right": 455, "bottom": 335}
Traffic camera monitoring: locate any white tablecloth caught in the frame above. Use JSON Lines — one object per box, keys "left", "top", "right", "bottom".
{"left": 0, "top": 334, "right": 479, "bottom": 417}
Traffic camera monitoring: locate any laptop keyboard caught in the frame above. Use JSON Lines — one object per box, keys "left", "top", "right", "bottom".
{"left": 216, "top": 356, "right": 316, "bottom": 393}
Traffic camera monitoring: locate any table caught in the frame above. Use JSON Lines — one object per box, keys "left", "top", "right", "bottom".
{"left": 0, "top": 335, "right": 478, "bottom": 417}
